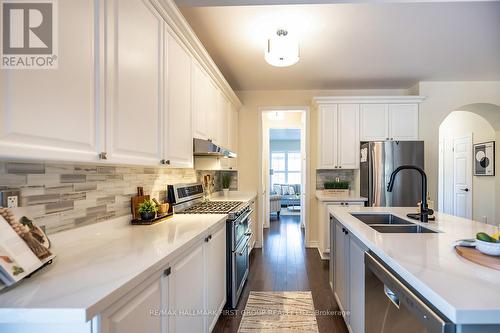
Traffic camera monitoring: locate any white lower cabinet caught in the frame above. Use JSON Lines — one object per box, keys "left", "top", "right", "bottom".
{"left": 318, "top": 200, "right": 364, "bottom": 259}
{"left": 205, "top": 227, "right": 227, "bottom": 332}
{"left": 332, "top": 218, "right": 368, "bottom": 333}
{"left": 100, "top": 273, "right": 163, "bottom": 333}
{"left": 169, "top": 243, "right": 205, "bottom": 333}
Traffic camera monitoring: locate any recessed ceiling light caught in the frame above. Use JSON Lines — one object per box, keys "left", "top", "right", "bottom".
{"left": 264, "top": 29, "right": 299, "bottom": 67}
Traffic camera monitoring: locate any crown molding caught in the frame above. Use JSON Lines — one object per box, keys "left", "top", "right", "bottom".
{"left": 312, "top": 95, "right": 426, "bottom": 106}
{"left": 152, "top": 0, "right": 242, "bottom": 109}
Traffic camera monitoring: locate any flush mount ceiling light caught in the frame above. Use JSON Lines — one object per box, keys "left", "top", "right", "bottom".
{"left": 265, "top": 29, "right": 299, "bottom": 67}
{"left": 267, "top": 111, "right": 285, "bottom": 120}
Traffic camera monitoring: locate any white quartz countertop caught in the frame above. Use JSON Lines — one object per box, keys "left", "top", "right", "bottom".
{"left": 210, "top": 191, "right": 257, "bottom": 203}
{"left": 329, "top": 206, "right": 500, "bottom": 325}
{"left": 315, "top": 190, "right": 367, "bottom": 202}
{"left": 0, "top": 214, "right": 227, "bottom": 323}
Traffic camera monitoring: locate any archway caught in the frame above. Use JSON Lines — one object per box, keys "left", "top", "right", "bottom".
{"left": 437, "top": 103, "right": 500, "bottom": 224}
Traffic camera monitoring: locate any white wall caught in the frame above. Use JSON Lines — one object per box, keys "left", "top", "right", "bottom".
{"left": 439, "top": 111, "right": 496, "bottom": 224}
{"left": 416, "top": 81, "right": 500, "bottom": 221}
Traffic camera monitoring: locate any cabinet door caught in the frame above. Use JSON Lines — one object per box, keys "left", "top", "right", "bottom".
{"left": 205, "top": 226, "right": 226, "bottom": 332}
{"left": 192, "top": 60, "right": 209, "bottom": 140}
{"left": 337, "top": 104, "right": 360, "bottom": 169}
{"left": 206, "top": 81, "right": 219, "bottom": 143}
{"left": 216, "top": 92, "right": 229, "bottom": 148}
{"left": 360, "top": 104, "right": 389, "bottom": 141}
{"left": 169, "top": 244, "right": 205, "bottom": 333}
{"left": 101, "top": 276, "right": 162, "bottom": 333}
{"left": 164, "top": 31, "right": 193, "bottom": 168}
{"left": 348, "top": 235, "right": 367, "bottom": 333}
{"left": 388, "top": 104, "right": 419, "bottom": 141}
{"left": 334, "top": 221, "right": 349, "bottom": 319}
{"left": 105, "top": 0, "right": 163, "bottom": 165}
{"left": 0, "top": 0, "right": 100, "bottom": 162}
{"left": 318, "top": 105, "right": 338, "bottom": 169}
{"left": 227, "top": 105, "right": 239, "bottom": 170}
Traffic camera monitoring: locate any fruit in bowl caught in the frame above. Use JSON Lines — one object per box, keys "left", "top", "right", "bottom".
{"left": 476, "top": 232, "right": 500, "bottom": 256}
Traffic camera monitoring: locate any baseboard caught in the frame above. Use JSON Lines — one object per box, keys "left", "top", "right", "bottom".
{"left": 306, "top": 240, "right": 319, "bottom": 248}
{"left": 318, "top": 249, "right": 330, "bottom": 261}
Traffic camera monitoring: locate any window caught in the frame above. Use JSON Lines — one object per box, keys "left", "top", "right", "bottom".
{"left": 271, "top": 151, "right": 301, "bottom": 185}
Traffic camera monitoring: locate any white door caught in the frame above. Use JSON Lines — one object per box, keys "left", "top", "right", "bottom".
{"left": 169, "top": 244, "right": 205, "bottom": 333}
{"left": 205, "top": 226, "right": 226, "bottom": 332}
{"left": 192, "top": 60, "right": 209, "bottom": 140}
{"left": 216, "top": 92, "right": 229, "bottom": 148}
{"left": 453, "top": 136, "right": 473, "bottom": 219}
{"left": 318, "top": 105, "right": 338, "bottom": 169}
{"left": 101, "top": 276, "right": 162, "bottom": 333}
{"left": 0, "top": 0, "right": 100, "bottom": 162}
{"left": 206, "top": 82, "right": 219, "bottom": 143}
{"left": 334, "top": 221, "right": 349, "bottom": 319}
{"left": 360, "top": 104, "right": 389, "bottom": 141}
{"left": 337, "top": 104, "right": 360, "bottom": 169}
{"left": 105, "top": 0, "right": 163, "bottom": 165}
{"left": 164, "top": 30, "right": 193, "bottom": 168}
{"left": 348, "top": 236, "right": 367, "bottom": 333}
{"left": 388, "top": 104, "right": 419, "bottom": 141}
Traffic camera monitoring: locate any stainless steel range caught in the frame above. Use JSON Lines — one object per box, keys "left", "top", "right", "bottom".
{"left": 167, "top": 183, "right": 252, "bottom": 309}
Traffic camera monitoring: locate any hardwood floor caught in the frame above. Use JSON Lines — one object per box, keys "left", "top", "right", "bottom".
{"left": 213, "top": 215, "right": 348, "bottom": 333}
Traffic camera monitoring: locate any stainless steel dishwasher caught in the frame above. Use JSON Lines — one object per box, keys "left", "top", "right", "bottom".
{"left": 365, "top": 251, "right": 455, "bottom": 333}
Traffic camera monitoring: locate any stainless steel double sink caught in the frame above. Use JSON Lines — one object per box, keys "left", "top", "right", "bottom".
{"left": 350, "top": 213, "right": 437, "bottom": 233}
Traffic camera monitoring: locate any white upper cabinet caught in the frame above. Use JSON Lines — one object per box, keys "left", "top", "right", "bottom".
{"left": 0, "top": 0, "right": 100, "bottom": 162}
{"left": 318, "top": 105, "right": 338, "bottom": 169}
{"left": 360, "top": 104, "right": 389, "bottom": 141}
{"left": 217, "top": 92, "right": 230, "bottom": 148}
{"left": 317, "top": 104, "right": 359, "bottom": 169}
{"left": 192, "top": 60, "right": 209, "bottom": 140}
{"left": 206, "top": 81, "right": 219, "bottom": 143}
{"left": 337, "top": 104, "right": 360, "bottom": 169}
{"left": 105, "top": 0, "right": 163, "bottom": 165}
{"left": 360, "top": 102, "right": 419, "bottom": 141}
{"left": 164, "top": 30, "right": 193, "bottom": 168}
{"left": 388, "top": 104, "right": 419, "bottom": 140}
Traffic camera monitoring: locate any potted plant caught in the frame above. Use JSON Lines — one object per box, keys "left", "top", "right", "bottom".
{"left": 324, "top": 181, "right": 350, "bottom": 195}
{"left": 222, "top": 173, "right": 232, "bottom": 196}
{"left": 138, "top": 200, "right": 158, "bottom": 221}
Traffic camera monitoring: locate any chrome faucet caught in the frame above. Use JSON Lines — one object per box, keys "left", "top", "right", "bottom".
{"left": 387, "top": 165, "right": 433, "bottom": 222}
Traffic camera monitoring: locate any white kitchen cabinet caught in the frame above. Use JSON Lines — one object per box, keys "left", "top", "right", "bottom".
{"left": 332, "top": 218, "right": 368, "bottom": 333}
{"left": 360, "top": 103, "right": 419, "bottom": 141}
{"left": 0, "top": 0, "right": 101, "bottom": 162}
{"left": 360, "top": 104, "right": 389, "bottom": 141}
{"left": 164, "top": 30, "right": 193, "bottom": 168}
{"left": 192, "top": 60, "right": 210, "bottom": 140}
{"left": 388, "top": 104, "right": 419, "bottom": 140}
{"left": 318, "top": 200, "right": 364, "bottom": 259}
{"left": 105, "top": 0, "right": 163, "bottom": 165}
{"left": 317, "top": 104, "right": 359, "bottom": 169}
{"left": 216, "top": 91, "right": 229, "bottom": 148}
{"left": 206, "top": 81, "right": 219, "bottom": 143}
{"left": 168, "top": 243, "right": 205, "bottom": 333}
{"left": 205, "top": 227, "right": 226, "bottom": 332}
{"left": 100, "top": 273, "right": 162, "bottom": 333}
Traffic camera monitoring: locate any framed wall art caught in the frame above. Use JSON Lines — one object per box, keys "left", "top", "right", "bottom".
{"left": 474, "top": 141, "right": 495, "bottom": 176}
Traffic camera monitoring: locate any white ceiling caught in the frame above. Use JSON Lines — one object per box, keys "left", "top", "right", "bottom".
{"left": 178, "top": 1, "right": 500, "bottom": 90}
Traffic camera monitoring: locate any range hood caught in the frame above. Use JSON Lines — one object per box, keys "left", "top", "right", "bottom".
{"left": 193, "top": 138, "right": 237, "bottom": 158}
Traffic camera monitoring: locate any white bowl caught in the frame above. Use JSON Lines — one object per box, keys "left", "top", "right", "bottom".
{"left": 476, "top": 239, "right": 500, "bottom": 256}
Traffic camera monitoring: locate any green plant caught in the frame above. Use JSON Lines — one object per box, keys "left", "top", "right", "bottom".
{"left": 324, "top": 181, "right": 349, "bottom": 190}
{"left": 138, "top": 200, "right": 158, "bottom": 214}
{"left": 222, "top": 173, "right": 232, "bottom": 189}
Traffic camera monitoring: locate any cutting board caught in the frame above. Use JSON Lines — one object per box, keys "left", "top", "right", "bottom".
{"left": 455, "top": 246, "right": 500, "bottom": 271}
{"left": 131, "top": 187, "right": 149, "bottom": 219}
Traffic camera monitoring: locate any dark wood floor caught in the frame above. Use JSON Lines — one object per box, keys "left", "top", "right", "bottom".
{"left": 213, "top": 214, "right": 348, "bottom": 333}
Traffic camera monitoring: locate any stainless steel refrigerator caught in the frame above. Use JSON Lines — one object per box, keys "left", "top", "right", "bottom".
{"left": 360, "top": 141, "right": 424, "bottom": 207}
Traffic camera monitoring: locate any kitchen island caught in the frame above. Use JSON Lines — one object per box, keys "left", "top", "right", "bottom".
{"left": 0, "top": 213, "right": 228, "bottom": 333}
{"left": 329, "top": 206, "right": 500, "bottom": 333}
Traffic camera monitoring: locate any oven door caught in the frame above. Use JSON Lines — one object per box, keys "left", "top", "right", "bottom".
{"left": 232, "top": 210, "right": 252, "bottom": 250}
{"left": 231, "top": 234, "right": 250, "bottom": 308}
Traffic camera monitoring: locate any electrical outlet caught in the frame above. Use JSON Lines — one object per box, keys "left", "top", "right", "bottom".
{"left": 7, "top": 196, "right": 18, "bottom": 208}
{"left": 0, "top": 190, "right": 20, "bottom": 208}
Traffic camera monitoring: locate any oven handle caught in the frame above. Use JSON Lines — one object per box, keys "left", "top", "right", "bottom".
{"left": 234, "top": 235, "right": 251, "bottom": 256}
{"left": 234, "top": 210, "right": 253, "bottom": 225}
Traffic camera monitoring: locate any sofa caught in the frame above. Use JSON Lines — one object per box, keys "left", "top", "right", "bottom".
{"left": 271, "top": 184, "right": 301, "bottom": 207}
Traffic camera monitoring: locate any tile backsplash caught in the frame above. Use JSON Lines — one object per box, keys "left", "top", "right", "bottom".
{"left": 0, "top": 161, "right": 237, "bottom": 234}
{"left": 316, "top": 169, "right": 355, "bottom": 190}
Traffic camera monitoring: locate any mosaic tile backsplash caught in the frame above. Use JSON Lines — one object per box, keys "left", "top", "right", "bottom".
{"left": 316, "top": 169, "right": 355, "bottom": 190}
{"left": 0, "top": 161, "right": 238, "bottom": 234}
